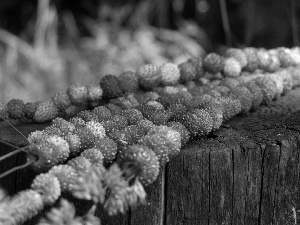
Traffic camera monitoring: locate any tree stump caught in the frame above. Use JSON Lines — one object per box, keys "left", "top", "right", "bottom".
{"left": 1, "top": 88, "right": 300, "bottom": 225}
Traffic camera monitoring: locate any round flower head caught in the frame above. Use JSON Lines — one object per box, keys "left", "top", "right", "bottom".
{"left": 257, "top": 49, "right": 272, "bottom": 71}
{"left": 87, "top": 84, "right": 103, "bottom": 102}
{"left": 118, "top": 144, "right": 160, "bottom": 186}
{"left": 137, "top": 64, "right": 161, "bottom": 90}
{"left": 118, "top": 70, "right": 139, "bottom": 93}
{"left": 159, "top": 63, "right": 180, "bottom": 85}
{"left": 126, "top": 94, "right": 140, "bottom": 108}
{"left": 27, "top": 135, "right": 70, "bottom": 172}
{"left": 136, "top": 119, "right": 155, "bottom": 135}
{"left": 187, "top": 57, "right": 205, "bottom": 79}
{"left": 183, "top": 109, "right": 213, "bottom": 136}
{"left": 65, "top": 133, "right": 81, "bottom": 157}
{"left": 7, "top": 99, "right": 25, "bottom": 119}
{"left": 255, "top": 76, "right": 277, "bottom": 104}
{"left": 265, "top": 51, "right": 280, "bottom": 72}
{"left": 277, "top": 47, "right": 295, "bottom": 67}
{"left": 52, "top": 117, "right": 75, "bottom": 133}
{"left": 24, "top": 102, "right": 38, "bottom": 118}
{"left": 222, "top": 57, "right": 242, "bottom": 77}
{"left": 81, "top": 148, "right": 104, "bottom": 167}
{"left": 179, "top": 61, "right": 197, "bottom": 83}
{"left": 67, "top": 83, "right": 88, "bottom": 105}
{"left": 0, "top": 102, "right": 9, "bottom": 120}
{"left": 77, "top": 110, "right": 99, "bottom": 122}
{"left": 105, "top": 103, "right": 122, "bottom": 115}
{"left": 85, "top": 120, "right": 106, "bottom": 139}
{"left": 110, "top": 97, "right": 133, "bottom": 109}
{"left": 121, "top": 108, "right": 144, "bottom": 125}
{"left": 146, "top": 100, "right": 164, "bottom": 110}
{"left": 216, "top": 96, "right": 242, "bottom": 121}
{"left": 100, "top": 74, "right": 123, "bottom": 98}
{"left": 49, "top": 165, "right": 79, "bottom": 192}
{"left": 111, "top": 114, "right": 128, "bottom": 130}
{"left": 94, "top": 137, "right": 118, "bottom": 163}
{"left": 225, "top": 48, "right": 247, "bottom": 68}
{"left": 33, "top": 99, "right": 59, "bottom": 123}
{"left": 203, "top": 53, "right": 224, "bottom": 74}
{"left": 52, "top": 91, "right": 72, "bottom": 111}
{"left": 266, "top": 73, "right": 284, "bottom": 99}
{"left": 167, "top": 121, "right": 190, "bottom": 146}
{"left": 276, "top": 69, "right": 293, "bottom": 94}
{"left": 220, "top": 78, "right": 240, "bottom": 89}
{"left": 230, "top": 86, "right": 253, "bottom": 113}
{"left": 122, "top": 125, "right": 145, "bottom": 143}
{"left": 213, "top": 85, "right": 230, "bottom": 96}
{"left": 288, "top": 67, "right": 300, "bottom": 87}
{"left": 31, "top": 173, "right": 61, "bottom": 205}
{"left": 199, "top": 98, "right": 224, "bottom": 130}
{"left": 69, "top": 117, "right": 86, "bottom": 128}
{"left": 242, "top": 81, "right": 264, "bottom": 109}
{"left": 93, "top": 106, "right": 112, "bottom": 122}
{"left": 243, "top": 47, "right": 259, "bottom": 72}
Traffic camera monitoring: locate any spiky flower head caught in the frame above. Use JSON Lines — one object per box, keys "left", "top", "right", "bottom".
{"left": 167, "top": 121, "right": 190, "bottom": 146}
{"left": 126, "top": 94, "right": 140, "bottom": 108}
{"left": 71, "top": 165, "right": 106, "bottom": 204}
{"left": 199, "top": 98, "right": 224, "bottom": 130}
{"left": 38, "top": 198, "right": 83, "bottom": 225}
{"left": 28, "top": 130, "right": 46, "bottom": 145}
{"left": 52, "top": 91, "right": 72, "bottom": 111}
{"left": 24, "top": 102, "right": 38, "bottom": 118}
{"left": 111, "top": 114, "right": 128, "bottom": 130}
{"left": 276, "top": 69, "right": 293, "bottom": 94}
{"left": 31, "top": 173, "right": 61, "bottom": 205}
{"left": 33, "top": 99, "right": 59, "bottom": 123}
{"left": 213, "top": 85, "right": 230, "bottom": 96}
{"left": 110, "top": 96, "right": 133, "bottom": 109}
{"left": 7, "top": 99, "right": 25, "bottom": 119}
{"left": 49, "top": 165, "right": 78, "bottom": 192}
{"left": 203, "top": 53, "right": 224, "bottom": 74}
{"left": 122, "top": 125, "right": 145, "bottom": 143}
{"left": 100, "top": 74, "right": 123, "bottom": 98}
{"left": 118, "top": 70, "right": 139, "bottom": 93}
{"left": 28, "top": 135, "right": 70, "bottom": 172}
{"left": 92, "top": 106, "right": 112, "bottom": 122}
{"left": 137, "top": 64, "right": 161, "bottom": 90}
{"left": 222, "top": 57, "right": 242, "bottom": 77}
{"left": 225, "top": 48, "right": 248, "bottom": 68}
{"left": 5, "top": 189, "right": 43, "bottom": 225}
{"left": 265, "top": 51, "right": 280, "bottom": 72}
{"left": 64, "top": 133, "right": 82, "bottom": 157}
{"left": 243, "top": 47, "right": 259, "bottom": 72}
{"left": 159, "top": 63, "right": 180, "bottom": 85}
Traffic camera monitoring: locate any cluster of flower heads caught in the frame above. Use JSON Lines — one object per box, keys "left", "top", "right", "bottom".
{"left": 2, "top": 46, "right": 300, "bottom": 224}
{"left": 1, "top": 47, "right": 300, "bottom": 124}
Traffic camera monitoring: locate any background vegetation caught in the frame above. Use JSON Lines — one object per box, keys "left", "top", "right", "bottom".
{"left": 0, "top": 0, "right": 299, "bottom": 103}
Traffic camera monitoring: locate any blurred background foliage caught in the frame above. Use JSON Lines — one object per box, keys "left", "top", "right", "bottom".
{"left": 0, "top": 0, "right": 299, "bottom": 103}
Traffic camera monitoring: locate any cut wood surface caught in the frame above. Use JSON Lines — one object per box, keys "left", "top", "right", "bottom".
{"left": 1, "top": 88, "right": 300, "bottom": 224}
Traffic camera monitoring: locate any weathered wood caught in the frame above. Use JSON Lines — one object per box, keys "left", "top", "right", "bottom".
{"left": 1, "top": 88, "right": 300, "bottom": 224}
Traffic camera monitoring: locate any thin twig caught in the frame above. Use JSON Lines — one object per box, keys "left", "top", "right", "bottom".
{"left": 0, "top": 115, "right": 29, "bottom": 143}
{"left": 0, "top": 160, "right": 34, "bottom": 179}
{"left": 219, "top": 0, "right": 232, "bottom": 47}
